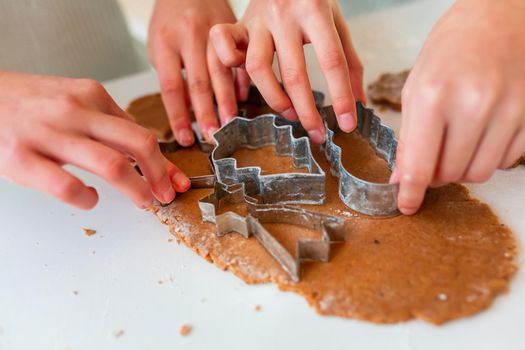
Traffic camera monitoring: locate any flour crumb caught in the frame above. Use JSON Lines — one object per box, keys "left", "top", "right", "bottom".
{"left": 254, "top": 305, "right": 262, "bottom": 312}
{"left": 437, "top": 293, "right": 448, "bottom": 301}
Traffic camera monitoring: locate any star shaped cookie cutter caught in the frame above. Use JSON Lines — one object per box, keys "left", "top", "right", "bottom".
{"left": 199, "top": 181, "right": 346, "bottom": 282}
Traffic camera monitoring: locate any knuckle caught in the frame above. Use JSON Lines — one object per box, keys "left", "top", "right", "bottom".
{"left": 281, "top": 68, "right": 304, "bottom": 88}
{"left": 140, "top": 131, "right": 161, "bottom": 157}
{"left": 268, "top": 0, "right": 287, "bottom": 12}
{"left": 209, "top": 24, "right": 227, "bottom": 41}
{"left": 181, "top": 15, "right": 205, "bottom": 38}
{"left": 245, "top": 56, "right": 266, "bottom": 75}
{"left": 159, "top": 78, "right": 183, "bottom": 95}
{"left": 302, "top": 0, "right": 326, "bottom": 13}
{"left": 188, "top": 76, "right": 212, "bottom": 95}
{"left": 103, "top": 155, "right": 129, "bottom": 181}
{"left": 319, "top": 50, "right": 346, "bottom": 72}
{"left": 208, "top": 60, "right": 230, "bottom": 76}
{"left": 401, "top": 167, "right": 432, "bottom": 187}
{"left": 54, "top": 94, "right": 81, "bottom": 113}
{"left": 77, "top": 79, "right": 106, "bottom": 100}
{"left": 459, "top": 84, "right": 491, "bottom": 121}
{"left": 410, "top": 83, "right": 444, "bottom": 116}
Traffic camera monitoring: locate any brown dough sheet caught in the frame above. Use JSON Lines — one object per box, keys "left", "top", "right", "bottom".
{"left": 367, "top": 70, "right": 410, "bottom": 111}
{"left": 129, "top": 96, "right": 517, "bottom": 325}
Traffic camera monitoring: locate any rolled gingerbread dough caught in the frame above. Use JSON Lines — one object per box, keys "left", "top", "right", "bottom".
{"left": 128, "top": 93, "right": 517, "bottom": 325}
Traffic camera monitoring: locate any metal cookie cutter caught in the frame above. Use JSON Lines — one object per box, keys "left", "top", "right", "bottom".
{"left": 321, "top": 102, "right": 399, "bottom": 217}
{"left": 209, "top": 114, "right": 326, "bottom": 205}
{"left": 199, "top": 181, "right": 346, "bottom": 282}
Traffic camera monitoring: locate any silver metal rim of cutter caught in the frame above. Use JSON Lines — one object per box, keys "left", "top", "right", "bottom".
{"left": 321, "top": 102, "right": 400, "bottom": 217}
{"left": 153, "top": 86, "right": 400, "bottom": 281}
{"left": 209, "top": 114, "right": 326, "bottom": 205}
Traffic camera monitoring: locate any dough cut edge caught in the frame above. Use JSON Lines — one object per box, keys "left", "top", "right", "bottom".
{"left": 150, "top": 205, "right": 289, "bottom": 286}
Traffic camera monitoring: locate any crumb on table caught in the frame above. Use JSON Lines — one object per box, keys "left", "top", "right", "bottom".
{"left": 72, "top": 290, "right": 79, "bottom": 295}
{"left": 179, "top": 324, "right": 193, "bottom": 336}
{"left": 83, "top": 228, "right": 97, "bottom": 236}
{"left": 113, "top": 329, "right": 125, "bottom": 338}
{"left": 255, "top": 305, "right": 262, "bottom": 312}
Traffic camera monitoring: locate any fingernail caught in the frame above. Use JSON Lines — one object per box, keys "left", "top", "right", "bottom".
{"left": 400, "top": 207, "right": 417, "bottom": 216}
{"left": 177, "top": 129, "right": 195, "bottom": 147}
{"left": 162, "top": 185, "right": 175, "bottom": 204}
{"left": 206, "top": 127, "right": 218, "bottom": 143}
{"left": 308, "top": 129, "right": 325, "bottom": 144}
{"left": 141, "top": 197, "right": 154, "bottom": 209}
{"left": 172, "top": 172, "right": 191, "bottom": 192}
{"left": 282, "top": 108, "right": 299, "bottom": 121}
{"left": 338, "top": 112, "right": 356, "bottom": 132}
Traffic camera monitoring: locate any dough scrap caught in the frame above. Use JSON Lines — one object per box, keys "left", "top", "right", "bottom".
{"left": 367, "top": 70, "right": 410, "bottom": 111}
{"left": 128, "top": 93, "right": 517, "bottom": 325}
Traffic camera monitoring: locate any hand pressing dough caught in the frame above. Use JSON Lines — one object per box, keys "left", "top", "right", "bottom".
{"left": 367, "top": 70, "right": 410, "bottom": 111}
{"left": 128, "top": 95, "right": 517, "bottom": 325}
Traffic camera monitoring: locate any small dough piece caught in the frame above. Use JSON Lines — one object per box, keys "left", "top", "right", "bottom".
{"left": 129, "top": 94, "right": 517, "bottom": 325}
{"left": 179, "top": 324, "right": 193, "bottom": 336}
{"left": 367, "top": 70, "right": 410, "bottom": 111}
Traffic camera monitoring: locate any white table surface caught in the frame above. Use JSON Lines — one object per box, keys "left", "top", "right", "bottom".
{"left": 2, "top": 1, "right": 525, "bottom": 349}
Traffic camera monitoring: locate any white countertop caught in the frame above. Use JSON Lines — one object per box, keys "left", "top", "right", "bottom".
{"left": 2, "top": 1, "right": 525, "bottom": 349}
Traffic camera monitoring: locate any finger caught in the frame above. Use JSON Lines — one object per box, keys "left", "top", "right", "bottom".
{"left": 500, "top": 126, "right": 525, "bottom": 169}
{"left": 35, "top": 130, "right": 156, "bottom": 208}
{"left": 397, "top": 89, "right": 445, "bottom": 215}
{"left": 245, "top": 27, "right": 298, "bottom": 122}
{"left": 155, "top": 48, "right": 195, "bottom": 147}
{"left": 207, "top": 41, "right": 238, "bottom": 125}
{"left": 274, "top": 32, "right": 325, "bottom": 143}
{"left": 433, "top": 118, "right": 486, "bottom": 185}
{"left": 235, "top": 68, "right": 251, "bottom": 102}
{"left": 209, "top": 23, "right": 249, "bottom": 68}
{"left": 8, "top": 150, "right": 98, "bottom": 210}
{"left": 182, "top": 40, "right": 219, "bottom": 144}
{"left": 165, "top": 161, "right": 191, "bottom": 193}
{"left": 333, "top": 6, "right": 366, "bottom": 104}
{"left": 462, "top": 114, "right": 517, "bottom": 182}
{"left": 82, "top": 111, "right": 190, "bottom": 202}
{"left": 306, "top": 15, "right": 357, "bottom": 132}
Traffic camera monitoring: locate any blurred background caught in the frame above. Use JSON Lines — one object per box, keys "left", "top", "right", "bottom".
{"left": 0, "top": 0, "right": 420, "bottom": 82}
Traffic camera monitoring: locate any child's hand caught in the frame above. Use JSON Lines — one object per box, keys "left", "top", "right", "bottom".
{"left": 394, "top": 0, "right": 525, "bottom": 215}
{"left": 210, "top": 0, "right": 365, "bottom": 144}
{"left": 148, "top": 0, "right": 251, "bottom": 146}
{"left": 0, "top": 72, "right": 190, "bottom": 210}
